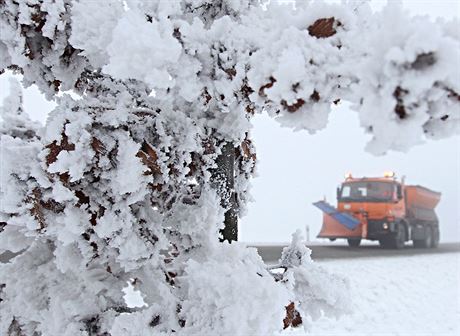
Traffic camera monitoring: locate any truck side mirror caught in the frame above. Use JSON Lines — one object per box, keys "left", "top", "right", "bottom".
{"left": 396, "top": 185, "right": 403, "bottom": 200}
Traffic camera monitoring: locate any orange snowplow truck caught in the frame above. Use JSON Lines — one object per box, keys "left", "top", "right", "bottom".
{"left": 314, "top": 172, "right": 441, "bottom": 249}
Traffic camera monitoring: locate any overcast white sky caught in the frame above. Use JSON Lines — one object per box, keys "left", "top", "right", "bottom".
{"left": 0, "top": 0, "right": 459, "bottom": 243}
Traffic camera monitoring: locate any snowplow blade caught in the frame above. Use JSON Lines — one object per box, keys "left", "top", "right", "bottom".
{"left": 313, "top": 201, "right": 360, "bottom": 230}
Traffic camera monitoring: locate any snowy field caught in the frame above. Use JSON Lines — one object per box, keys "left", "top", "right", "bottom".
{"left": 125, "top": 252, "right": 460, "bottom": 335}
{"left": 288, "top": 252, "right": 460, "bottom": 336}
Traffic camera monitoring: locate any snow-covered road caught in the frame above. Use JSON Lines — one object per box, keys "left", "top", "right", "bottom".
{"left": 301, "top": 253, "right": 460, "bottom": 336}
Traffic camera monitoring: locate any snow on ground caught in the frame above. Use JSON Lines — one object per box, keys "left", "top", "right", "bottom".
{"left": 125, "top": 251, "right": 460, "bottom": 335}
{"left": 287, "top": 252, "right": 460, "bottom": 336}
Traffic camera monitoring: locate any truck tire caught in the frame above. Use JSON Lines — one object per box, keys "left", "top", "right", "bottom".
{"left": 413, "top": 226, "right": 432, "bottom": 248}
{"left": 394, "top": 223, "right": 406, "bottom": 249}
{"left": 380, "top": 224, "right": 405, "bottom": 249}
{"left": 347, "top": 238, "right": 361, "bottom": 247}
{"left": 430, "top": 227, "right": 440, "bottom": 248}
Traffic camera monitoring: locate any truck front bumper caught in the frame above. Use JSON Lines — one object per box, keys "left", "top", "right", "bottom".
{"left": 366, "top": 220, "right": 396, "bottom": 239}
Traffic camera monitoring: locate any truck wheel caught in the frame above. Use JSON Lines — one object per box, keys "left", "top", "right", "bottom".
{"left": 430, "top": 227, "right": 440, "bottom": 248}
{"left": 381, "top": 224, "right": 405, "bottom": 249}
{"left": 393, "top": 224, "right": 406, "bottom": 249}
{"left": 347, "top": 239, "right": 361, "bottom": 247}
{"left": 413, "top": 226, "right": 432, "bottom": 248}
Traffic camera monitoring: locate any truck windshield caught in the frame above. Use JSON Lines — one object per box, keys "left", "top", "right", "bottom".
{"left": 339, "top": 181, "right": 395, "bottom": 202}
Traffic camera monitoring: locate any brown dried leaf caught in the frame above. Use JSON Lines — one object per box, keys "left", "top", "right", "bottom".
{"left": 173, "top": 27, "right": 183, "bottom": 44}
{"left": 258, "top": 76, "right": 277, "bottom": 97}
{"left": 75, "top": 190, "right": 90, "bottom": 207}
{"left": 281, "top": 99, "right": 305, "bottom": 113}
{"left": 28, "top": 188, "right": 46, "bottom": 231}
{"left": 202, "top": 88, "right": 212, "bottom": 105}
{"left": 139, "top": 227, "right": 159, "bottom": 246}
{"left": 444, "top": 87, "right": 460, "bottom": 102}
{"left": 283, "top": 302, "right": 303, "bottom": 329}
{"left": 45, "top": 132, "right": 75, "bottom": 165}
{"left": 136, "top": 142, "right": 161, "bottom": 174}
{"left": 40, "top": 199, "right": 64, "bottom": 213}
{"left": 202, "top": 138, "right": 215, "bottom": 155}
{"left": 89, "top": 206, "right": 106, "bottom": 226}
{"left": 59, "top": 172, "right": 71, "bottom": 185}
{"left": 410, "top": 52, "right": 436, "bottom": 70}
{"left": 165, "top": 271, "right": 177, "bottom": 286}
{"left": 149, "top": 315, "right": 161, "bottom": 328}
{"left": 241, "top": 82, "right": 255, "bottom": 99}
{"left": 393, "top": 86, "right": 409, "bottom": 119}
{"left": 91, "top": 137, "right": 106, "bottom": 155}
{"left": 308, "top": 17, "right": 341, "bottom": 38}
{"left": 241, "top": 139, "right": 256, "bottom": 161}
{"left": 186, "top": 152, "right": 200, "bottom": 176}
{"left": 245, "top": 104, "right": 255, "bottom": 115}
{"left": 310, "top": 90, "right": 320, "bottom": 102}
{"left": 0, "top": 222, "right": 6, "bottom": 233}
{"left": 133, "top": 111, "right": 154, "bottom": 118}
{"left": 90, "top": 241, "right": 98, "bottom": 253}
{"left": 224, "top": 67, "right": 237, "bottom": 79}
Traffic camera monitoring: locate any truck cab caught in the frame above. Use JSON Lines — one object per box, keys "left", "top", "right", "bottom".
{"left": 337, "top": 175, "right": 406, "bottom": 243}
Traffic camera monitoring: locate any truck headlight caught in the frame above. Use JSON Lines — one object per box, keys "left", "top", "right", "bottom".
{"left": 382, "top": 222, "right": 389, "bottom": 230}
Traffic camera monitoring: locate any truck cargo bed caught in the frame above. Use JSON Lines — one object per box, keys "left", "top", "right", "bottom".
{"left": 405, "top": 185, "right": 441, "bottom": 222}
{"left": 405, "top": 185, "right": 441, "bottom": 209}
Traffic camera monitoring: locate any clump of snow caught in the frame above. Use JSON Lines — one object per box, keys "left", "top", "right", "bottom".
{"left": 350, "top": 2, "right": 460, "bottom": 154}
{"left": 69, "top": 0, "right": 124, "bottom": 68}
{"left": 103, "top": 10, "right": 182, "bottom": 89}
{"left": 180, "top": 243, "right": 290, "bottom": 335}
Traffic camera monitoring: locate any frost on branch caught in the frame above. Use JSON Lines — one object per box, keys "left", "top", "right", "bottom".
{"left": 272, "top": 231, "right": 350, "bottom": 330}
{"left": 0, "top": 77, "right": 43, "bottom": 252}
{"left": 0, "top": 0, "right": 88, "bottom": 97}
{"left": 0, "top": 0, "right": 459, "bottom": 335}
{"left": 350, "top": 2, "right": 460, "bottom": 154}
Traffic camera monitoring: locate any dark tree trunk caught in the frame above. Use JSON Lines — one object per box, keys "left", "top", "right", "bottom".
{"left": 211, "top": 141, "right": 238, "bottom": 242}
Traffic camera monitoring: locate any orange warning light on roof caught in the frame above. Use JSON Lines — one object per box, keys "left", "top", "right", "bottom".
{"left": 383, "top": 171, "right": 395, "bottom": 178}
